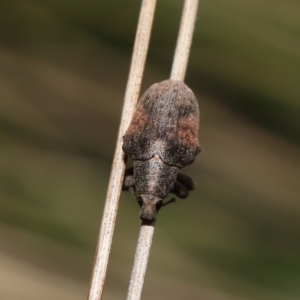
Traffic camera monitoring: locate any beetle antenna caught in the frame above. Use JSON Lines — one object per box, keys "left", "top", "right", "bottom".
{"left": 162, "top": 197, "right": 176, "bottom": 207}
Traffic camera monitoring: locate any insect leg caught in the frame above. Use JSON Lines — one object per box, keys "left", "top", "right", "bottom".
{"left": 171, "top": 180, "right": 189, "bottom": 198}
{"left": 122, "top": 167, "right": 135, "bottom": 191}
{"left": 176, "top": 173, "right": 196, "bottom": 191}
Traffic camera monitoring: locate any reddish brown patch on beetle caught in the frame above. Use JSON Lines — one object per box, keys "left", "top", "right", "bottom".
{"left": 126, "top": 106, "right": 148, "bottom": 135}
{"left": 177, "top": 115, "right": 199, "bottom": 150}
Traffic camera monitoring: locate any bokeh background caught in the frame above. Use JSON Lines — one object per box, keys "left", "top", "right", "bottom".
{"left": 1, "top": 0, "right": 299, "bottom": 299}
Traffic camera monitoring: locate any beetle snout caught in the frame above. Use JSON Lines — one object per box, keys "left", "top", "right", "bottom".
{"left": 138, "top": 195, "right": 163, "bottom": 222}
{"left": 139, "top": 210, "right": 156, "bottom": 222}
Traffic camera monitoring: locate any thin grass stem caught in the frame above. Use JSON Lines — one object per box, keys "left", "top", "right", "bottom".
{"left": 87, "top": 1, "right": 157, "bottom": 299}
{"left": 171, "top": 0, "right": 199, "bottom": 81}
{"left": 126, "top": 221, "right": 155, "bottom": 300}
{"left": 126, "top": 1, "right": 199, "bottom": 300}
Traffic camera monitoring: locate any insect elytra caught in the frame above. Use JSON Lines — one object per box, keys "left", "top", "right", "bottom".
{"left": 122, "top": 79, "right": 200, "bottom": 221}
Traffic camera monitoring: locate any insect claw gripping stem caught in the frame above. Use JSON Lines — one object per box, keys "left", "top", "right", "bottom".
{"left": 129, "top": 187, "right": 136, "bottom": 198}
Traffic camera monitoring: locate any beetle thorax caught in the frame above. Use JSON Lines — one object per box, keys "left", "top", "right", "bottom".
{"left": 133, "top": 158, "right": 179, "bottom": 199}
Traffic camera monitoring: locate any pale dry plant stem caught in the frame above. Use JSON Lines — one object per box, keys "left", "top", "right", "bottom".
{"left": 171, "top": 0, "right": 199, "bottom": 81}
{"left": 126, "top": 220, "right": 155, "bottom": 300}
{"left": 87, "top": 1, "right": 157, "bottom": 299}
{"left": 126, "top": 1, "right": 199, "bottom": 300}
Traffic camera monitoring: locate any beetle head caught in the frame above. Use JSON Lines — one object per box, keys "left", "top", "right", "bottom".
{"left": 137, "top": 194, "right": 163, "bottom": 222}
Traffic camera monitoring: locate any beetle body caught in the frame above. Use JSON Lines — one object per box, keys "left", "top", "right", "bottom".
{"left": 123, "top": 79, "right": 200, "bottom": 221}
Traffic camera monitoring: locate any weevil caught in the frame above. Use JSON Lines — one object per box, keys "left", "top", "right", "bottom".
{"left": 122, "top": 79, "right": 200, "bottom": 221}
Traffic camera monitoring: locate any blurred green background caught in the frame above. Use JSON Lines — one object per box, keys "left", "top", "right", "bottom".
{"left": 0, "top": 0, "right": 299, "bottom": 299}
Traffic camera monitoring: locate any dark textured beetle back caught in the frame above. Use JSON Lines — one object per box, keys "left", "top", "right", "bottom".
{"left": 123, "top": 80, "right": 200, "bottom": 168}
